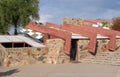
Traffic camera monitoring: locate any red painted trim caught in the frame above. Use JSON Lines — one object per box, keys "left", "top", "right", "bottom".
{"left": 25, "top": 22, "right": 72, "bottom": 55}
{"left": 25, "top": 22, "right": 120, "bottom": 55}
{"left": 46, "top": 22, "right": 97, "bottom": 53}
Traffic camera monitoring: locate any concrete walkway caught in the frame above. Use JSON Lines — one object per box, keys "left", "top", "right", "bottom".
{"left": 0, "top": 63, "right": 120, "bottom": 77}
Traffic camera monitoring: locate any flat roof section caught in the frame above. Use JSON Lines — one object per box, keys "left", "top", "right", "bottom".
{"left": 5, "top": 36, "right": 24, "bottom": 42}
{"left": 0, "top": 35, "right": 45, "bottom": 48}
{"left": 72, "top": 33, "right": 120, "bottom": 39}
{"left": 16, "top": 36, "right": 45, "bottom": 47}
{"left": 0, "top": 36, "right": 10, "bottom": 42}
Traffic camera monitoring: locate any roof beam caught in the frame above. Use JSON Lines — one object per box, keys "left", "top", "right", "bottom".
{"left": 25, "top": 22, "right": 72, "bottom": 55}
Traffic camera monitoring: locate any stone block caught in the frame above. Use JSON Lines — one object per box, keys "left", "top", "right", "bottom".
{"left": 20, "top": 60, "right": 29, "bottom": 66}
{"left": 3, "top": 58, "right": 11, "bottom": 67}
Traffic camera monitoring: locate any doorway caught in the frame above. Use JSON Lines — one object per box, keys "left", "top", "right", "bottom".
{"left": 70, "top": 39, "right": 78, "bottom": 62}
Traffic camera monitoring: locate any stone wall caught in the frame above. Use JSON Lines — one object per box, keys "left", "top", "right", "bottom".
{"left": 63, "top": 18, "right": 97, "bottom": 26}
{"left": 77, "top": 39, "right": 120, "bottom": 65}
{"left": 0, "top": 38, "right": 69, "bottom": 67}
{"left": 0, "top": 44, "right": 7, "bottom": 65}
{"left": 3, "top": 36, "right": 120, "bottom": 66}
{"left": 44, "top": 39, "right": 69, "bottom": 64}
{"left": 2, "top": 47, "right": 47, "bottom": 67}
{"left": 63, "top": 18, "right": 84, "bottom": 26}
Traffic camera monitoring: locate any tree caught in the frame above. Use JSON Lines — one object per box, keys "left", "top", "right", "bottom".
{"left": 0, "top": 23, "right": 10, "bottom": 34}
{"left": 111, "top": 17, "right": 120, "bottom": 31}
{"left": 101, "top": 21, "right": 108, "bottom": 27}
{"left": 0, "top": 0, "right": 40, "bottom": 35}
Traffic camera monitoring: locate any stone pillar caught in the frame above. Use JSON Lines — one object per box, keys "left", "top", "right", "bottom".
{"left": 45, "top": 39, "right": 69, "bottom": 64}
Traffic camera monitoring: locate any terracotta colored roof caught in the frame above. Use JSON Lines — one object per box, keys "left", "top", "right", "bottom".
{"left": 25, "top": 22, "right": 120, "bottom": 54}
{"left": 25, "top": 22, "right": 72, "bottom": 55}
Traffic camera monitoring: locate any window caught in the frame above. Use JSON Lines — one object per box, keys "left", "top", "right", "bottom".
{"left": 1, "top": 42, "right": 32, "bottom": 48}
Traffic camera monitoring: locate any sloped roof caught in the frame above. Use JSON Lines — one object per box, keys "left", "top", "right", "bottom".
{"left": 0, "top": 35, "right": 45, "bottom": 48}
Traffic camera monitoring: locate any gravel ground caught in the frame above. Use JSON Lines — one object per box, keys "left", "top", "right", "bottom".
{"left": 0, "top": 63, "right": 119, "bottom": 77}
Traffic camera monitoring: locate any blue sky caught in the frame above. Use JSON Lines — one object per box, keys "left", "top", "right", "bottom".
{"left": 39, "top": 0, "right": 120, "bottom": 24}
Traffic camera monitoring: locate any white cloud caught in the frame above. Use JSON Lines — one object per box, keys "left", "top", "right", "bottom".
{"left": 40, "top": 0, "right": 120, "bottom": 24}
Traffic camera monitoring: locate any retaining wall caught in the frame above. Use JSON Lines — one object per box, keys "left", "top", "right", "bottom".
{"left": 3, "top": 47, "right": 47, "bottom": 67}
{"left": 77, "top": 39, "right": 120, "bottom": 65}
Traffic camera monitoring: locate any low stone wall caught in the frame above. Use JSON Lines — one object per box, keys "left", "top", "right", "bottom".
{"left": 77, "top": 39, "right": 120, "bottom": 65}
{"left": 3, "top": 47, "right": 47, "bottom": 67}
{"left": 2, "top": 37, "right": 120, "bottom": 66}
{"left": 0, "top": 38, "right": 69, "bottom": 67}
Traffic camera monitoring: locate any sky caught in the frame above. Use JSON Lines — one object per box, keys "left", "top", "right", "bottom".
{"left": 39, "top": 0, "right": 120, "bottom": 24}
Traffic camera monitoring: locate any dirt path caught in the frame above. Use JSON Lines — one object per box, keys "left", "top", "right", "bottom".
{"left": 0, "top": 63, "right": 119, "bottom": 77}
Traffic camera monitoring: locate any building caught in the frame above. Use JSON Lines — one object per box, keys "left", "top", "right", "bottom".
{"left": 24, "top": 19, "right": 120, "bottom": 65}
{"left": 1, "top": 18, "right": 120, "bottom": 66}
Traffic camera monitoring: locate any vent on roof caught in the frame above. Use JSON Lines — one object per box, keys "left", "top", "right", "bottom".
{"left": 1, "top": 42, "right": 32, "bottom": 48}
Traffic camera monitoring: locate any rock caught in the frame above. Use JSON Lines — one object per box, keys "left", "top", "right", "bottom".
{"left": 32, "top": 50, "right": 40, "bottom": 59}
{"left": 3, "top": 58, "right": 11, "bottom": 67}
{"left": 17, "top": 51, "right": 21, "bottom": 56}
{"left": 21, "top": 60, "right": 29, "bottom": 66}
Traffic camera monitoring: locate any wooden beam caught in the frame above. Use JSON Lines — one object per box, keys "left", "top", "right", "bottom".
{"left": 25, "top": 22, "right": 72, "bottom": 55}
{"left": 46, "top": 22, "right": 97, "bottom": 53}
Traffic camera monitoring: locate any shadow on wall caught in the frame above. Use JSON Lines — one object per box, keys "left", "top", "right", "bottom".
{"left": 0, "top": 68, "right": 20, "bottom": 77}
